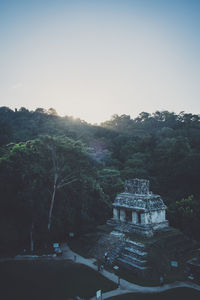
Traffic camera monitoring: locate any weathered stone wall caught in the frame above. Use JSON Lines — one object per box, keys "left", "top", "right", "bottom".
{"left": 112, "top": 208, "right": 167, "bottom": 225}
{"left": 111, "top": 178, "right": 169, "bottom": 236}
{"left": 114, "top": 193, "right": 166, "bottom": 211}
{"left": 125, "top": 178, "right": 149, "bottom": 195}
{"left": 141, "top": 212, "right": 151, "bottom": 225}
{"left": 150, "top": 210, "right": 166, "bottom": 223}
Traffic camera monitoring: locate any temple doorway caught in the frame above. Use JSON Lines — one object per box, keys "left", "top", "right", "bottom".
{"left": 126, "top": 210, "right": 132, "bottom": 222}
{"left": 117, "top": 209, "right": 120, "bottom": 219}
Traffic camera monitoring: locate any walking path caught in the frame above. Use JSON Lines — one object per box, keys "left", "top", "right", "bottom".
{"left": 1, "top": 244, "right": 200, "bottom": 299}
{"left": 61, "top": 243, "right": 200, "bottom": 299}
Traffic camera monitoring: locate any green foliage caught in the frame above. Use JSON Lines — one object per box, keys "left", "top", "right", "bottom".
{"left": 97, "top": 168, "right": 124, "bottom": 205}
{"left": 0, "top": 136, "right": 109, "bottom": 253}
{"left": 168, "top": 195, "right": 200, "bottom": 240}
{"left": 1, "top": 107, "right": 200, "bottom": 252}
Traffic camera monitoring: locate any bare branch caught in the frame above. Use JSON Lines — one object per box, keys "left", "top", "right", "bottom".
{"left": 57, "top": 178, "right": 77, "bottom": 189}
{"left": 59, "top": 175, "right": 76, "bottom": 183}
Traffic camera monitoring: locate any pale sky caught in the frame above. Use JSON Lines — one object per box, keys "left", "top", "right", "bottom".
{"left": 0, "top": 0, "right": 199, "bottom": 123}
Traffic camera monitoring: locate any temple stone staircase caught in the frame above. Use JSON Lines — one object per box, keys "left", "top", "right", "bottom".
{"left": 116, "top": 239, "right": 149, "bottom": 276}
{"left": 109, "top": 229, "right": 199, "bottom": 278}
{"left": 87, "top": 231, "right": 125, "bottom": 263}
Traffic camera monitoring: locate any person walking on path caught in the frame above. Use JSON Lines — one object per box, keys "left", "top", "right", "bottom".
{"left": 117, "top": 276, "right": 120, "bottom": 288}
{"left": 160, "top": 276, "right": 164, "bottom": 286}
{"left": 104, "top": 252, "right": 108, "bottom": 263}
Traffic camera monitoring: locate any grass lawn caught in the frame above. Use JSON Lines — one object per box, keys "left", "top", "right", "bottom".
{"left": 108, "top": 287, "right": 200, "bottom": 300}
{"left": 0, "top": 259, "right": 117, "bottom": 300}
{"left": 113, "top": 263, "right": 188, "bottom": 286}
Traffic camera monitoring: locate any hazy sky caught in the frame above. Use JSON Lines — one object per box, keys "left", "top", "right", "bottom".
{"left": 0, "top": 0, "right": 199, "bottom": 123}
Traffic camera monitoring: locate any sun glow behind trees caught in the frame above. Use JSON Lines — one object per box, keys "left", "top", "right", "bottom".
{"left": 0, "top": 0, "right": 200, "bottom": 123}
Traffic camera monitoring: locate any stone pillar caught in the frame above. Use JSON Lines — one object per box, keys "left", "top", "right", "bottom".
{"left": 143, "top": 213, "right": 150, "bottom": 225}
{"left": 113, "top": 208, "right": 119, "bottom": 220}
{"left": 162, "top": 209, "right": 166, "bottom": 221}
{"left": 132, "top": 211, "right": 139, "bottom": 224}
{"left": 140, "top": 213, "right": 146, "bottom": 225}
{"left": 120, "top": 209, "right": 126, "bottom": 222}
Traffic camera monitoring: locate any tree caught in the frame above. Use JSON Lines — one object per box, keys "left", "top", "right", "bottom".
{"left": 0, "top": 135, "right": 109, "bottom": 252}
{"left": 47, "top": 142, "right": 77, "bottom": 231}
{"left": 47, "top": 108, "right": 58, "bottom": 116}
{"left": 168, "top": 195, "right": 200, "bottom": 240}
{"left": 97, "top": 168, "right": 123, "bottom": 203}
{"left": 0, "top": 121, "right": 12, "bottom": 146}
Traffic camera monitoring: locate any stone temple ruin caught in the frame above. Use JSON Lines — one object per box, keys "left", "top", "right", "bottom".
{"left": 109, "top": 178, "right": 169, "bottom": 237}
{"left": 85, "top": 178, "right": 199, "bottom": 280}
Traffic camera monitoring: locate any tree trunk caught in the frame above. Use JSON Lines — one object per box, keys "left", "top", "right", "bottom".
{"left": 30, "top": 222, "right": 34, "bottom": 252}
{"left": 48, "top": 184, "right": 57, "bottom": 232}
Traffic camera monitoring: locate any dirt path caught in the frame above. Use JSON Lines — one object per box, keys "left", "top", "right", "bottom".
{"left": 61, "top": 243, "right": 200, "bottom": 299}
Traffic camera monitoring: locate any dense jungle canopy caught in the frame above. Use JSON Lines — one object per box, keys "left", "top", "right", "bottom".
{"left": 0, "top": 106, "right": 200, "bottom": 255}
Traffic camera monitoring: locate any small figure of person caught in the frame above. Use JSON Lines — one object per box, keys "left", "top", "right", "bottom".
{"left": 160, "top": 276, "right": 164, "bottom": 286}
{"left": 117, "top": 276, "right": 120, "bottom": 288}
{"left": 74, "top": 255, "right": 77, "bottom": 261}
{"left": 100, "top": 264, "right": 104, "bottom": 271}
{"left": 98, "top": 264, "right": 101, "bottom": 271}
{"left": 104, "top": 252, "right": 108, "bottom": 263}
{"left": 107, "top": 257, "right": 111, "bottom": 265}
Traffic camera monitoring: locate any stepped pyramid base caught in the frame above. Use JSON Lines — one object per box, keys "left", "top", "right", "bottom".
{"left": 92, "top": 225, "right": 199, "bottom": 279}
{"left": 72, "top": 224, "right": 199, "bottom": 280}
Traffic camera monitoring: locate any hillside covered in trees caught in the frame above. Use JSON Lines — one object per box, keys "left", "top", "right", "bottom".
{"left": 1, "top": 106, "right": 200, "bottom": 256}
